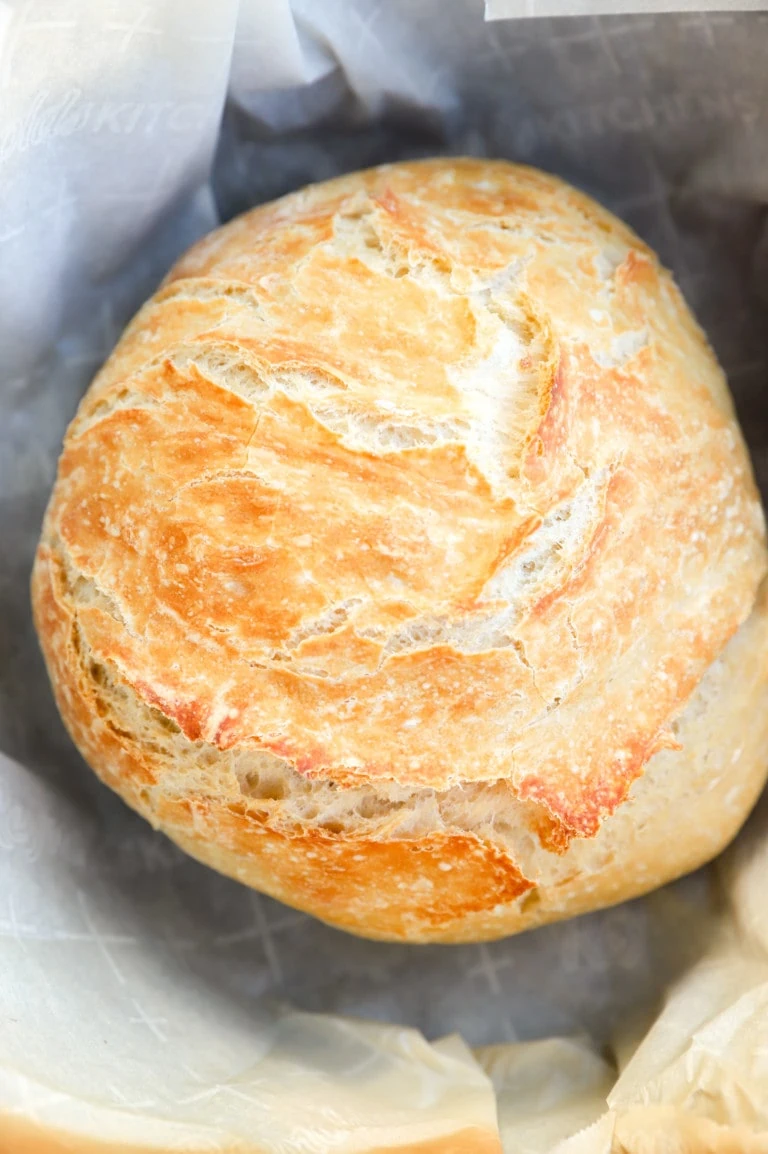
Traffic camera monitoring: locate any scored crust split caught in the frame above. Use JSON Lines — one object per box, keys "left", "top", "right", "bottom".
{"left": 32, "top": 158, "right": 768, "bottom": 942}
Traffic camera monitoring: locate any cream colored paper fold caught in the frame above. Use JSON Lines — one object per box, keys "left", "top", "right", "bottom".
{"left": 476, "top": 1038, "right": 614, "bottom": 1152}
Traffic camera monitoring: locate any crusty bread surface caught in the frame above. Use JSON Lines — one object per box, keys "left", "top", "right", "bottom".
{"left": 32, "top": 158, "right": 768, "bottom": 942}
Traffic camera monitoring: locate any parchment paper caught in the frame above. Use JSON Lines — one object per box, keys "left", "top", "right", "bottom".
{"left": 2, "top": 1, "right": 768, "bottom": 1147}
{"left": 486, "top": 1, "right": 768, "bottom": 18}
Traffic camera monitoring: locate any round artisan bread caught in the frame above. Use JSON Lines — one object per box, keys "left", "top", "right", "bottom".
{"left": 32, "top": 158, "right": 768, "bottom": 943}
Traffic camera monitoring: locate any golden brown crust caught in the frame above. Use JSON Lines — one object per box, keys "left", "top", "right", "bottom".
{"left": 32, "top": 479, "right": 768, "bottom": 944}
{"left": 32, "top": 158, "right": 768, "bottom": 942}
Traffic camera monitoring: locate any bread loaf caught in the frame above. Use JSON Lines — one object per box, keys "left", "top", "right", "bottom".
{"left": 32, "top": 158, "right": 768, "bottom": 942}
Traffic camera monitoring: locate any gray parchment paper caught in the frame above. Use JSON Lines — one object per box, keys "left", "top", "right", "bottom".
{"left": 1, "top": 0, "right": 767, "bottom": 1134}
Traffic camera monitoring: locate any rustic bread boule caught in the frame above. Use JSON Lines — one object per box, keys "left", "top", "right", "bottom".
{"left": 32, "top": 159, "right": 768, "bottom": 942}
